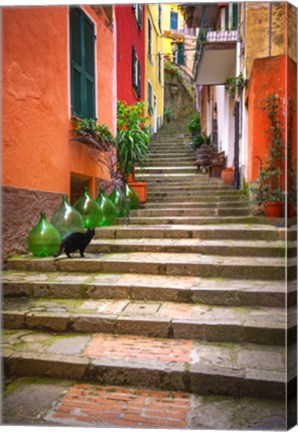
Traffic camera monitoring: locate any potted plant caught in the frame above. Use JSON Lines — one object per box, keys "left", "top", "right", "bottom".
{"left": 187, "top": 114, "right": 201, "bottom": 137}
{"left": 70, "top": 118, "right": 114, "bottom": 150}
{"left": 116, "top": 100, "right": 150, "bottom": 203}
{"left": 249, "top": 95, "right": 285, "bottom": 217}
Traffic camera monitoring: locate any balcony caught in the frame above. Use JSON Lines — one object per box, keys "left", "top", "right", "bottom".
{"left": 193, "top": 28, "right": 239, "bottom": 86}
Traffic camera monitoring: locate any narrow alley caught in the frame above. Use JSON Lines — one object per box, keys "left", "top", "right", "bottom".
{"left": 3, "top": 116, "right": 296, "bottom": 428}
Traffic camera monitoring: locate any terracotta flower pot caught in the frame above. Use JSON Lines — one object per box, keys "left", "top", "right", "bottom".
{"left": 128, "top": 182, "right": 147, "bottom": 203}
{"left": 263, "top": 201, "right": 283, "bottom": 217}
{"left": 221, "top": 169, "right": 234, "bottom": 185}
{"left": 288, "top": 203, "right": 296, "bottom": 218}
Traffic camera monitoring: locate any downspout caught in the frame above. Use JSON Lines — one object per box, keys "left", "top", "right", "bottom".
{"left": 268, "top": 2, "right": 272, "bottom": 57}
{"left": 234, "top": 4, "right": 241, "bottom": 190}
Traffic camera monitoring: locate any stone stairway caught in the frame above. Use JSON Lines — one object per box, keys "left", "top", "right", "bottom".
{"left": 2, "top": 115, "right": 297, "bottom": 428}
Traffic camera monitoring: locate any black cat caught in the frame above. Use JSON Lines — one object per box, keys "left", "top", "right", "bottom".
{"left": 54, "top": 228, "right": 95, "bottom": 258}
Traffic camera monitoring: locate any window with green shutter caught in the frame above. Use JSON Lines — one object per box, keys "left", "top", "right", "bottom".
{"left": 132, "top": 45, "right": 141, "bottom": 98}
{"left": 232, "top": 3, "right": 238, "bottom": 29}
{"left": 148, "top": 18, "right": 152, "bottom": 61}
{"left": 148, "top": 81, "right": 153, "bottom": 114}
{"left": 158, "top": 52, "right": 161, "bottom": 83}
{"left": 225, "top": 4, "right": 229, "bottom": 30}
{"left": 70, "top": 7, "right": 96, "bottom": 119}
{"left": 132, "top": 4, "right": 142, "bottom": 28}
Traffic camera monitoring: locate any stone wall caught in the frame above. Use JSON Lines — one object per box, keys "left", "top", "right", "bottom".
{"left": 245, "top": 3, "right": 287, "bottom": 77}
{"left": 3, "top": 186, "right": 64, "bottom": 260}
{"left": 164, "top": 71, "right": 196, "bottom": 121}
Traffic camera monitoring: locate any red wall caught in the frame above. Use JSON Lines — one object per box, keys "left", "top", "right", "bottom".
{"left": 2, "top": 6, "right": 115, "bottom": 198}
{"left": 115, "top": 5, "right": 145, "bottom": 104}
{"left": 247, "top": 55, "right": 289, "bottom": 182}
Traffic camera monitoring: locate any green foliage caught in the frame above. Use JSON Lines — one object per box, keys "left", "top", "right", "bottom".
{"left": 187, "top": 133, "right": 205, "bottom": 152}
{"left": 225, "top": 73, "right": 248, "bottom": 99}
{"left": 116, "top": 101, "right": 150, "bottom": 177}
{"left": 249, "top": 95, "right": 285, "bottom": 206}
{"left": 71, "top": 118, "right": 114, "bottom": 149}
{"left": 187, "top": 114, "right": 201, "bottom": 134}
{"left": 164, "top": 107, "right": 173, "bottom": 122}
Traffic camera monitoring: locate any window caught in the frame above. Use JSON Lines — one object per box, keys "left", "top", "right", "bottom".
{"left": 158, "top": 5, "right": 162, "bottom": 33}
{"left": 132, "top": 4, "right": 142, "bottom": 28}
{"left": 225, "top": 4, "right": 230, "bottom": 30}
{"left": 148, "top": 81, "right": 153, "bottom": 114}
{"left": 232, "top": 3, "right": 238, "bottom": 29}
{"left": 132, "top": 45, "right": 141, "bottom": 97}
{"left": 170, "top": 11, "right": 178, "bottom": 30}
{"left": 158, "top": 52, "right": 162, "bottom": 83}
{"left": 148, "top": 18, "right": 152, "bottom": 61}
{"left": 70, "top": 7, "right": 96, "bottom": 119}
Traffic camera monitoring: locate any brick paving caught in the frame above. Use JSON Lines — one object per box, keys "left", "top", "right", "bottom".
{"left": 49, "top": 383, "right": 192, "bottom": 428}
{"left": 83, "top": 333, "right": 193, "bottom": 363}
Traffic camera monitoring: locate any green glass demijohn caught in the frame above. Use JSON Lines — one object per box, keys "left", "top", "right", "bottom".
{"left": 125, "top": 183, "right": 139, "bottom": 210}
{"left": 27, "top": 211, "right": 61, "bottom": 257}
{"left": 73, "top": 187, "right": 101, "bottom": 228}
{"left": 96, "top": 189, "right": 117, "bottom": 226}
{"left": 109, "top": 187, "right": 125, "bottom": 218}
{"left": 51, "top": 195, "right": 85, "bottom": 239}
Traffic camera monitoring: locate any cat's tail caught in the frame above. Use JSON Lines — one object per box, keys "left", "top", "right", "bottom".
{"left": 53, "top": 242, "right": 63, "bottom": 258}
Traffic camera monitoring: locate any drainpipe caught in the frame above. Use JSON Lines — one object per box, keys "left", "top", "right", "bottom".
{"left": 234, "top": 5, "right": 241, "bottom": 190}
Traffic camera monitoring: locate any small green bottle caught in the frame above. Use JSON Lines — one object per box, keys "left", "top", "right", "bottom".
{"left": 125, "top": 183, "right": 139, "bottom": 209}
{"left": 73, "top": 187, "right": 101, "bottom": 228}
{"left": 109, "top": 187, "right": 125, "bottom": 218}
{"left": 96, "top": 189, "right": 117, "bottom": 226}
{"left": 27, "top": 212, "right": 61, "bottom": 257}
{"left": 51, "top": 195, "right": 85, "bottom": 239}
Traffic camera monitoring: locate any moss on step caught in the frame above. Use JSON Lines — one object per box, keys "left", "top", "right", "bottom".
{"left": 4, "top": 377, "right": 71, "bottom": 398}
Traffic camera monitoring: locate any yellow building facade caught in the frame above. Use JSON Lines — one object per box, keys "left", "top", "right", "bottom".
{"left": 144, "top": 4, "right": 164, "bottom": 133}
{"left": 162, "top": 4, "right": 185, "bottom": 62}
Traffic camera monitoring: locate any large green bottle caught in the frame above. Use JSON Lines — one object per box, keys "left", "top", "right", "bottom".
{"left": 51, "top": 195, "right": 85, "bottom": 239}
{"left": 96, "top": 189, "right": 117, "bottom": 226}
{"left": 73, "top": 187, "right": 101, "bottom": 228}
{"left": 125, "top": 183, "right": 139, "bottom": 209}
{"left": 27, "top": 212, "right": 61, "bottom": 257}
{"left": 109, "top": 187, "right": 125, "bottom": 218}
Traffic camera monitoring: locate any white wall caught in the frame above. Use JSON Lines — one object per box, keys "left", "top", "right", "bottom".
{"left": 213, "top": 85, "right": 234, "bottom": 166}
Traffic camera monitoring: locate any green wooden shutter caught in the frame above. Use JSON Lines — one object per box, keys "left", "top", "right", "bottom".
{"left": 70, "top": 7, "right": 95, "bottom": 119}
{"left": 148, "top": 18, "right": 152, "bottom": 58}
{"left": 232, "top": 3, "right": 238, "bottom": 29}
{"left": 137, "top": 60, "right": 141, "bottom": 97}
{"left": 225, "top": 4, "right": 229, "bottom": 30}
{"left": 132, "top": 45, "right": 136, "bottom": 89}
{"left": 148, "top": 82, "right": 152, "bottom": 112}
{"left": 138, "top": 5, "right": 142, "bottom": 28}
{"left": 177, "top": 42, "right": 184, "bottom": 65}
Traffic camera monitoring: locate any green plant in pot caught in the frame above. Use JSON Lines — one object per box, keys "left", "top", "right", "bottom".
{"left": 116, "top": 100, "right": 150, "bottom": 180}
{"left": 249, "top": 95, "right": 285, "bottom": 217}
{"left": 187, "top": 114, "right": 201, "bottom": 137}
{"left": 70, "top": 118, "right": 114, "bottom": 150}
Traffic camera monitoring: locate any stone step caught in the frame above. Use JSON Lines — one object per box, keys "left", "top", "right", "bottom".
{"left": 86, "top": 238, "right": 291, "bottom": 257}
{"left": 128, "top": 215, "right": 270, "bottom": 225}
{"left": 3, "top": 378, "right": 290, "bottom": 429}
{"left": 136, "top": 167, "right": 197, "bottom": 174}
{"left": 147, "top": 185, "right": 234, "bottom": 192}
{"left": 93, "top": 224, "right": 288, "bottom": 241}
{"left": 148, "top": 152, "right": 192, "bottom": 157}
{"left": 141, "top": 201, "right": 249, "bottom": 209}
{"left": 3, "top": 271, "right": 294, "bottom": 307}
{"left": 145, "top": 161, "right": 195, "bottom": 167}
{"left": 147, "top": 190, "right": 238, "bottom": 197}
{"left": 6, "top": 252, "right": 295, "bottom": 280}
{"left": 2, "top": 329, "right": 292, "bottom": 399}
{"left": 131, "top": 208, "right": 250, "bottom": 217}
{"left": 3, "top": 297, "right": 293, "bottom": 345}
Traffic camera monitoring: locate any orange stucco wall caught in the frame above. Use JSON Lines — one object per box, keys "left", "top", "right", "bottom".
{"left": 247, "top": 55, "right": 288, "bottom": 182}
{"left": 2, "top": 6, "right": 115, "bottom": 198}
